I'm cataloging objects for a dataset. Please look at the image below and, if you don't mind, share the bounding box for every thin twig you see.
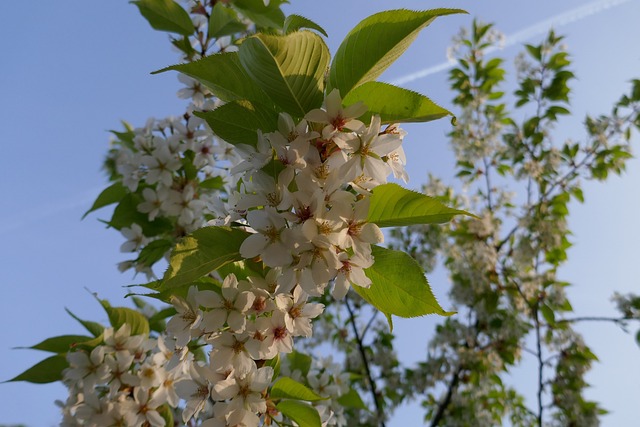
[345,294,386,427]
[429,366,463,427]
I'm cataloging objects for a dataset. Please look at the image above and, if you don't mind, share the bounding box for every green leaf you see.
[208,3,246,39]
[217,259,264,281]
[276,400,321,427]
[329,9,466,97]
[6,355,67,384]
[540,304,556,325]
[265,354,281,379]
[100,301,150,336]
[199,176,225,190]
[337,387,368,410]
[109,193,173,235]
[148,307,176,333]
[287,351,312,377]
[238,31,330,117]
[136,239,173,267]
[65,308,105,337]
[83,182,127,219]
[158,404,174,427]
[231,0,286,29]
[357,245,454,323]
[367,183,472,227]
[195,100,279,147]
[283,14,328,37]
[22,335,93,354]
[160,226,249,290]
[153,53,273,105]
[343,81,452,124]
[131,0,194,36]
[271,377,326,402]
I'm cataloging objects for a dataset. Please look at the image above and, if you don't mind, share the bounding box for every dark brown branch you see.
[345,295,386,427]
[429,366,463,427]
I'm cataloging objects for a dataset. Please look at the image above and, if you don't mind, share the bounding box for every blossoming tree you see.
[8,2,640,427]
[8,1,473,426]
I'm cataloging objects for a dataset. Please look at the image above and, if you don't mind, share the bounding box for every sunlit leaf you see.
[238,31,330,117]
[271,377,326,402]
[367,183,472,227]
[160,226,249,290]
[329,9,466,97]
[283,14,328,37]
[276,400,321,427]
[100,300,150,336]
[343,82,452,124]
[357,245,454,326]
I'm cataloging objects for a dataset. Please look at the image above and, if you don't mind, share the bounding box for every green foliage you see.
[270,377,326,401]
[276,400,321,427]
[83,182,127,218]
[337,388,368,410]
[283,14,328,37]
[109,193,172,235]
[65,308,104,337]
[343,82,452,124]
[131,0,194,36]
[359,245,453,328]
[238,31,330,118]
[100,300,150,336]
[230,0,286,30]
[367,183,471,227]
[195,100,279,147]
[135,239,173,267]
[208,3,246,39]
[159,226,249,290]
[154,53,273,105]
[7,355,67,384]
[22,335,93,354]
[329,9,466,97]
[287,351,312,377]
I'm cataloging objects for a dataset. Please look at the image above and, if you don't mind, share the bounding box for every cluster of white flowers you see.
[209,89,407,299]
[153,90,410,425]
[112,108,240,276]
[59,324,188,427]
[162,277,323,425]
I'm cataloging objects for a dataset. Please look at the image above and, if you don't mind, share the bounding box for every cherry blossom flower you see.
[275,286,324,337]
[199,274,254,333]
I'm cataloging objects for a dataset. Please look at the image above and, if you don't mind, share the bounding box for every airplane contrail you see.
[390,0,633,86]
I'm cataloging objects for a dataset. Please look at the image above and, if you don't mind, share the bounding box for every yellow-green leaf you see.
[238,31,330,117]
[343,82,452,124]
[367,183,472,227]
[329,9,466,97]
[357,245,454,323]
[131,0,194,36]
[160,226,249,290]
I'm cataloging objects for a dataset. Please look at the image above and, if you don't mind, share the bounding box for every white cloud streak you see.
[390,0,632,86]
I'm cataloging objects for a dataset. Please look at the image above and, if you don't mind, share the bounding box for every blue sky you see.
[1,0,639,425]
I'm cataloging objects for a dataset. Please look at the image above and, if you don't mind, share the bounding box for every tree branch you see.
[429,366,463,427]
[345,295,386,427]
